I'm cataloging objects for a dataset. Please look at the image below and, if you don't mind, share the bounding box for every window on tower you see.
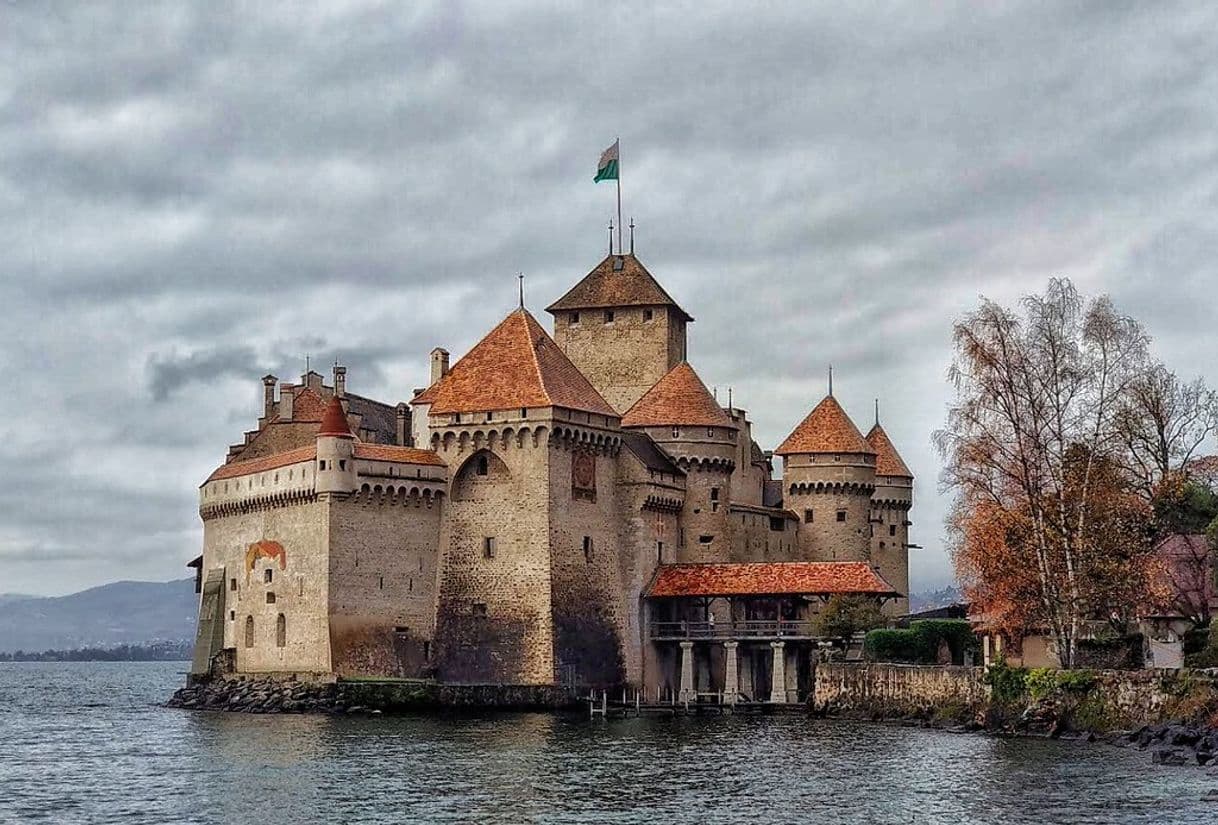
[571,311,580,324]
[836,510,847,522]
[889,524,897,536]
[804,510,814,524]
[604,309,614,323]
[643,309,653,322]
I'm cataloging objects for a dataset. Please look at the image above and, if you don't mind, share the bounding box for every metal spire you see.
[629,217,635,254]
[828,365,833,397]
[518,272,524,309]
[875,398,880,427]
[608,219,614,255]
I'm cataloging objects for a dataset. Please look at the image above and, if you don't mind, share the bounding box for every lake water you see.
[0,661,1214,824]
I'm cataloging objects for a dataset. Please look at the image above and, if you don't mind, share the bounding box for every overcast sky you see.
[2,2,1216,596]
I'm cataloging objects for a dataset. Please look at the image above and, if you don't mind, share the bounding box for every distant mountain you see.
[0,578,197,653]
[909,585,965,614]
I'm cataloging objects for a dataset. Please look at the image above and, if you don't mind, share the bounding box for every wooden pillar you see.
[723,640,739,706]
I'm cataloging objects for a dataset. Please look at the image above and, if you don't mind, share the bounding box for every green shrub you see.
[984,658,1028,704]
[864,620,980,665]
[1025,666,1097,702]
[864,628,924,662]
[817,595,887,639]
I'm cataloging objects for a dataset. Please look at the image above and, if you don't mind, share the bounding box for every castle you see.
[189,249,915,703]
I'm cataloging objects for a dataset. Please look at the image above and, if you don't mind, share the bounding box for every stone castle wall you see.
[784,453,876,562]
[871,479,912,615]
[553,306,682,413]
[327,489,443,678]
[433,430,556,685]
[201,498,332,674]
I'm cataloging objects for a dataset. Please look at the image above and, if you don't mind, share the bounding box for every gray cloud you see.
[2,1,1217,595]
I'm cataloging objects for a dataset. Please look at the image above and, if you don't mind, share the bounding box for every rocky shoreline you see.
[166,674,575,714]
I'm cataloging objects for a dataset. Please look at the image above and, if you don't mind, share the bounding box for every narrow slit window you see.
[582,536,593,562]
[483,537,497,559]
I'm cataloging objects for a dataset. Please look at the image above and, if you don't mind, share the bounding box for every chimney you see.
[280,386,295,420]
[333,364,347,398]
[430,348,450,385]
[396,403,411,446]
[262,374,278,417]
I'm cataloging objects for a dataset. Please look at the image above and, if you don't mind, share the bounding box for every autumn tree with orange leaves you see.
[937,279,1175,668]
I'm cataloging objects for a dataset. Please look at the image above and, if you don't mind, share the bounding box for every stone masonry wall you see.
[201,498,331,674]
[785,455,876,562]
[433,434,555,684]
[553,306,681,413]
[327,490,443,678]
[814,663,992,716]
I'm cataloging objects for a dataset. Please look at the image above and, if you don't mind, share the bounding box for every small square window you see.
[769,517,785,532]
[643,309,653,322]
[319,460,327,470]
[520,408,528,418]
[483,537,497,559]
[471,602,488,617]
[264,569,273,584]
[571,312,580,324]
[889,524,897,536]
[698,535,713,544]
[485,412,493,422]
[604,310,614,323]
[338,460,346,470]
[836,510,847,522]
[265,592,276,604]
[804,509,814,524]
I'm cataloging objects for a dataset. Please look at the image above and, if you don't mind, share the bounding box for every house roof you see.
[352,443,446,466]
[426,309,616,417]
[866,423,913,478]
[546,254,692,322]
[290,387,328,422]
[646,562,899,598]
[775,395,874,456]
[205,445,317,483]
[319,396,354,438]
[620,431,684,476]
[621,362,734,428]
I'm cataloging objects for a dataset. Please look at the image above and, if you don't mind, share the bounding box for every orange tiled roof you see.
[427,309,616,416]
[411,382,439,405]
[647,562,899,598]
[775,395,873,456]
[205,445,317,483]
[319,395,354,437]
[546,254,692,322]
[621,362,735,428]
[291,387,328,421]
[353,443,446,466]
[866,423,913,478]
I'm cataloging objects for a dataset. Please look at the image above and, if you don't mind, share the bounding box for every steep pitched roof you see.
[620,431,684,476]
[291,387,328,421]
[546,254,692,322]
[205,445,317,483]
[426,309,616,416]
[775,395,874,456]
[866,423,914,478]
[319,395,354,438]
[621,362,734,428]
[647,562,899,598]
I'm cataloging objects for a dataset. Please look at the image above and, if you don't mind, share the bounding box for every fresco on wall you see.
[245,540,286,581]
[572,452,596,502]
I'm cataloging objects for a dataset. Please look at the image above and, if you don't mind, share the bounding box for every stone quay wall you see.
[813,663,991,718]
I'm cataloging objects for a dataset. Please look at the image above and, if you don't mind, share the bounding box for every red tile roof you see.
[291,388,328,421]
[353,443,446,466]
[775,395,874,456]
[426,309,616,416]
[319,395,354,438]
[647,562,899,598]
[621,362,734,428]
[546,253,692,321]
[205,445,317,483]
[866,423,913,478]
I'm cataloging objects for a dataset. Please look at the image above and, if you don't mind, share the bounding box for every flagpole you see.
[616,138,622,254]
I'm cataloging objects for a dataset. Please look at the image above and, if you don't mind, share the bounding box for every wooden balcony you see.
[649,619,818,641]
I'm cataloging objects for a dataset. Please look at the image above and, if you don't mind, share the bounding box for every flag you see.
[594,140,619,182]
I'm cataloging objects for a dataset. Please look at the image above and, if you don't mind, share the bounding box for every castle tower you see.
[316,395,356,496]
[621,362,737,562]
[866,415,914,615]
[547,253,692,413]
[422,307,627,688]
[776,394,877,562]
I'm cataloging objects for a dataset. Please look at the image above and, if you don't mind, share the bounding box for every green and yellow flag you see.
[594,140,619,182]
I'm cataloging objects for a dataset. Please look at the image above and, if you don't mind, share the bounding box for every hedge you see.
[864,619,978,664]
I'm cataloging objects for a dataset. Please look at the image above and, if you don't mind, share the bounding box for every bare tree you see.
[937,279,1154,668]
[1117,365,1218,498]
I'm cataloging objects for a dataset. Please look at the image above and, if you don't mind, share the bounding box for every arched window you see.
[244,616,254,648]
[276,614,286,648]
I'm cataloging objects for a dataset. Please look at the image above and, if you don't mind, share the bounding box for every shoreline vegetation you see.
[0,640,192,662]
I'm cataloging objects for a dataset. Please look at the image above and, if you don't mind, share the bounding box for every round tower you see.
[316,395,356,495]
[621,362,737,562]
[776,394,876,562]
[867,413,914,615]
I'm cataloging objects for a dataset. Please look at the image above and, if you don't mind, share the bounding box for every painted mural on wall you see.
[245,540,287,581]
[572,452,597,501]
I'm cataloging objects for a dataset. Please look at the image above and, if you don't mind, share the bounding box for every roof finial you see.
[828,364,833,397]
[305,353,311,375]
[874,398,880,427]
[629,217,635,254]
[518,272,524,309]
[713,386,718,401]
[727,387,733,410]
[608,219,614,255]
